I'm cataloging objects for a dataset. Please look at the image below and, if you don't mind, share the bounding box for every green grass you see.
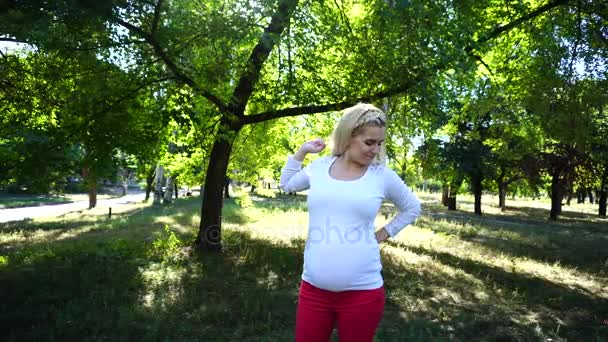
[0,190,607,341]
[0,193,115,209]
[0,194,75,208]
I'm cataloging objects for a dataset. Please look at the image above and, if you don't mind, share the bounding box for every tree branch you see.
[505,170,524,186]
[465,0,570,53]
[152,0,164,33]
[566,0,582,82]
[96,77,172,117]
[244,0,570,125]
[243,77,423,124]
[114,18,230,113]
[333,0,353,35]
[57,40,147,52]
[469,52,495,76]
[229,0,298,113]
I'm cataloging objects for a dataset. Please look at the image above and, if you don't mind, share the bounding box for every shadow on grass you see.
[0,228,408,341]
[417,203,608,275]
[503,204,607,224]
[3,227,606,341]
[2,195,607,341]
[0,218,99,234]
[388,240,606,306]
[0,238,149,341]
[424,203,607,233]
[248,193,308,211]
[382,241,608,341]
[0,194,74,209]
[0,196,234,246]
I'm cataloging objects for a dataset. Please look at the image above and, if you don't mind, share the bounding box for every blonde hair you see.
[331,103,387,165]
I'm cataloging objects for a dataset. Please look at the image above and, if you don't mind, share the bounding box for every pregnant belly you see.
[302,241,382,291]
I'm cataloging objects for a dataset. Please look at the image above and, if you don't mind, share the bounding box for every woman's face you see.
[345,125,386,166]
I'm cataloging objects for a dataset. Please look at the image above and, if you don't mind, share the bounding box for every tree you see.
[516,0,607,219]
[0,51,82,193]
[415,138,466,211]
[483,96,543,212]
[0,49,168,205]
[587,93,608,217]
[3,0,592,249]
[59,54,168,208]
[113,0,585,249]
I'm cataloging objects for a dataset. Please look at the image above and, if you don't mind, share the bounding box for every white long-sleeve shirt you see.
[280,155,421,291]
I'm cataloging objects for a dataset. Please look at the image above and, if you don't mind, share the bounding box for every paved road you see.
[0,192,146,223]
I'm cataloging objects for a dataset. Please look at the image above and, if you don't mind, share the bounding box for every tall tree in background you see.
[0,51,82,193]
[0,49,167,206]
[2,0,603,248]
[586,85,608,217]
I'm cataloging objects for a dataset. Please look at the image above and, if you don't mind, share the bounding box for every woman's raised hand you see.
[301,138,326,154]
[294,138,326,161]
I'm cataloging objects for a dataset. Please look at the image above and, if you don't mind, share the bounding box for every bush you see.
[236,193,253,208]
[149,225,184,263]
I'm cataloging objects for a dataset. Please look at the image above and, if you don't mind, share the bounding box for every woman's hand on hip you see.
[375,228,389,243]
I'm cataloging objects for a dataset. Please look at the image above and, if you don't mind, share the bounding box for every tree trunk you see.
[498,186,507,212]
[442,185,449,206]
[251,184,256,193]
[86,172,97,209]
[88,181,97,209]
[549,172,562,220]
[577,189,583,204]
[153,164,164,205]
[196,127,240,252]
[472,175,482,216]
[498,183,507,212]
[82,163,98,209]
[600,168,607,217]
[163,175,174,204]
[588,189,594,204]
[447,196,457,210]
[599,190,607,217]
[174,180,179,199]
[144,166,155,202]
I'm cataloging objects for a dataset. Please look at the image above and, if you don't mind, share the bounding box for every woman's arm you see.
[381,168,422,239]
[279,156,310,193]
[279,138,326,193]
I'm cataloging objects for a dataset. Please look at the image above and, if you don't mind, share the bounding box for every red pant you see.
[295,280,385,342]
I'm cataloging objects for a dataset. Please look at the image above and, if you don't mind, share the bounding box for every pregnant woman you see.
[280,103,422,341]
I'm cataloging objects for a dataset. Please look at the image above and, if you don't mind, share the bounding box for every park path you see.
[0,192,146,223]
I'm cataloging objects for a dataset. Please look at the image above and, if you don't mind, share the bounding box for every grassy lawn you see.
[0,190,606,341]
[0,193,115,209]
[0,194,76,209]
